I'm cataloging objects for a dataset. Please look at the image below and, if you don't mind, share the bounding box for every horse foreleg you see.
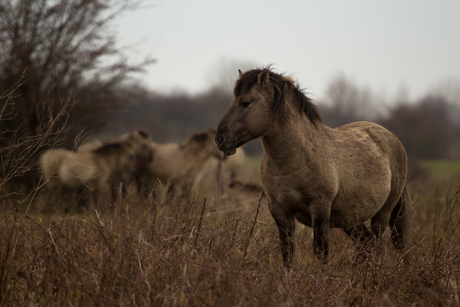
[312,218,329,264]
[111,182,127,204]
[269,203,295,268]
[165,180,177,201]
[311,204,331,264]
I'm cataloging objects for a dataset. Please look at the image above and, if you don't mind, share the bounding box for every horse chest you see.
[261,158,337,223]
[274,186,304,206]
[262,169,309,210]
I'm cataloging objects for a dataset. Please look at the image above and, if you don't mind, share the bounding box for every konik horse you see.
[215,68,408,267]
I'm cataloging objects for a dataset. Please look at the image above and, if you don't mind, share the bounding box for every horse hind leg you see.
[370,187,408,251]
[389,187,408,251]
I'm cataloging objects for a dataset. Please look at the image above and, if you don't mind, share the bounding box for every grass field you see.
[418,160,460,175]
[1,159,459,306]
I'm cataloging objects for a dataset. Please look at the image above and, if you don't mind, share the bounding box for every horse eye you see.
[239,100,250,108]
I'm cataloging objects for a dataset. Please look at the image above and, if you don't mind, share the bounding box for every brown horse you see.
[40,140,138,207]
[215,68,408,267]
[136,128,223,199]
[76,129,154,197]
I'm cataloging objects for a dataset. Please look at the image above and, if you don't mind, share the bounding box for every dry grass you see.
[0,165,459,306]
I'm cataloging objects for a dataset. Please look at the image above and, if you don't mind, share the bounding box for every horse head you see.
[186,128,222,160]
[93,141,137,178]
[119,128,154,165]
[215,68,286,156]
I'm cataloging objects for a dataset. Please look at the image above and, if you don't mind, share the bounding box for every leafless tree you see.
[0,0,154,190]
[379,95,459,161]
[319,74,382,127]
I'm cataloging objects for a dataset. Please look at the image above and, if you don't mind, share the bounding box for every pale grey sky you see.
[115,0,460,101]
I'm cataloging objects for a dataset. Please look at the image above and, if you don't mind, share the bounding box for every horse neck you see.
[260,98,328,164]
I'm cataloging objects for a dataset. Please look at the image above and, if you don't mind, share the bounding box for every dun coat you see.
[215,68,408,267]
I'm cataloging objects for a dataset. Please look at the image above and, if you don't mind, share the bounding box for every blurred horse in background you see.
[40,129,153,208]
[79,129,153,167]
[193,147,259,196]
[77,140,103,153]
[40,140,137,208]
[136,128,223,200]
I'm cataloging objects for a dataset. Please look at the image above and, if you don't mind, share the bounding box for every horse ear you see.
[257,69,270,88]
[192,132,208,144]
[137,129,151,139]
[238,69,243,77]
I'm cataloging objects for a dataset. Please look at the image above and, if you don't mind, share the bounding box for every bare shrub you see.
[0,77,73,200]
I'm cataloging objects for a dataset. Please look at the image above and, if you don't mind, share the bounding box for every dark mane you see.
[293,85,322,126]
[235,68,322,126]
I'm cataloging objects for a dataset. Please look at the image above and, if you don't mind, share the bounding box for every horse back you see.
[334,121,406,171]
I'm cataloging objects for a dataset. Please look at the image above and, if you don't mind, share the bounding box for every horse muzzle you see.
[215,128,237,156]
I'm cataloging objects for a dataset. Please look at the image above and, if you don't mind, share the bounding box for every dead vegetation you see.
[0,164,459,306]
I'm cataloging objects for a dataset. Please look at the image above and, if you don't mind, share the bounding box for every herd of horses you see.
[40,67,409,268]
[40,127,247,207]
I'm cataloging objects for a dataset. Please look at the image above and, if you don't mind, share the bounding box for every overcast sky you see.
[115,0,460,101]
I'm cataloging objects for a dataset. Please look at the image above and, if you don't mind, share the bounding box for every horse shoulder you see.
[260,152,338,213]
[183,140,215,172]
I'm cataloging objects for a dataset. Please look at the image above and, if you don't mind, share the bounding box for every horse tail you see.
[389,185,409,250]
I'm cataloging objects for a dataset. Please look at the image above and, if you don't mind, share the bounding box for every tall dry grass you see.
[1,165,459,306]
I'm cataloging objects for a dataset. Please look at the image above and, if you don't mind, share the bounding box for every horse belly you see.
[330,178,391,227]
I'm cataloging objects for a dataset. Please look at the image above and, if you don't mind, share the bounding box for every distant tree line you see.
[100,75,460,163]
[320,75,460,162]
[379,95,460,161]
[1,0,459,194]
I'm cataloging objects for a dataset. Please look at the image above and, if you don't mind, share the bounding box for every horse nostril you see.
[216,135,224,146]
